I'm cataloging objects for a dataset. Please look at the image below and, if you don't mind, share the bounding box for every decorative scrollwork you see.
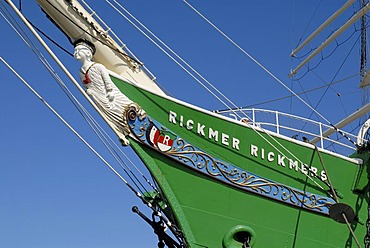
[128,113,335,215]
[127,108,137,121]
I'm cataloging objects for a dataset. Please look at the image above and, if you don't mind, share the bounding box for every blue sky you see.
[0,1,367,247]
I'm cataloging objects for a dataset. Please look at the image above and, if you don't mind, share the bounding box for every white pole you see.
[290,2,370,77]
[311,102,370,144]
[291,0,355,57]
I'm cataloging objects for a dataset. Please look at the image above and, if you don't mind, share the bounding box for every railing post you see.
[252,108,255,125]
[319,122,324,149]
[276,111,280,134]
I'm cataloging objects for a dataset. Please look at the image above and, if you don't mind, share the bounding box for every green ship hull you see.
[10,1,369,246]
[113,76,368,247]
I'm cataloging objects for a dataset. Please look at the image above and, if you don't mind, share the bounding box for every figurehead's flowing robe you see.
[79,63,132,142]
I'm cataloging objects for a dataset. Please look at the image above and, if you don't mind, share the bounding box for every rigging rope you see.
[105,0,249,122]
[0,56,139,196]
[310,142,361,247]
[215,73,358,111]
[294,0,323,50]
[292,32,361,147]
[183,0,359,148]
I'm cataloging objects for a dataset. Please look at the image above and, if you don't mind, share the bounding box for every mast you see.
[360,0,369,124]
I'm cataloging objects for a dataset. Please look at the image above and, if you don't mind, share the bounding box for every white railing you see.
[223,108,359,155]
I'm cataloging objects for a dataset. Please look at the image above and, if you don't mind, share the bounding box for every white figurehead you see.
[73,39,145,145]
